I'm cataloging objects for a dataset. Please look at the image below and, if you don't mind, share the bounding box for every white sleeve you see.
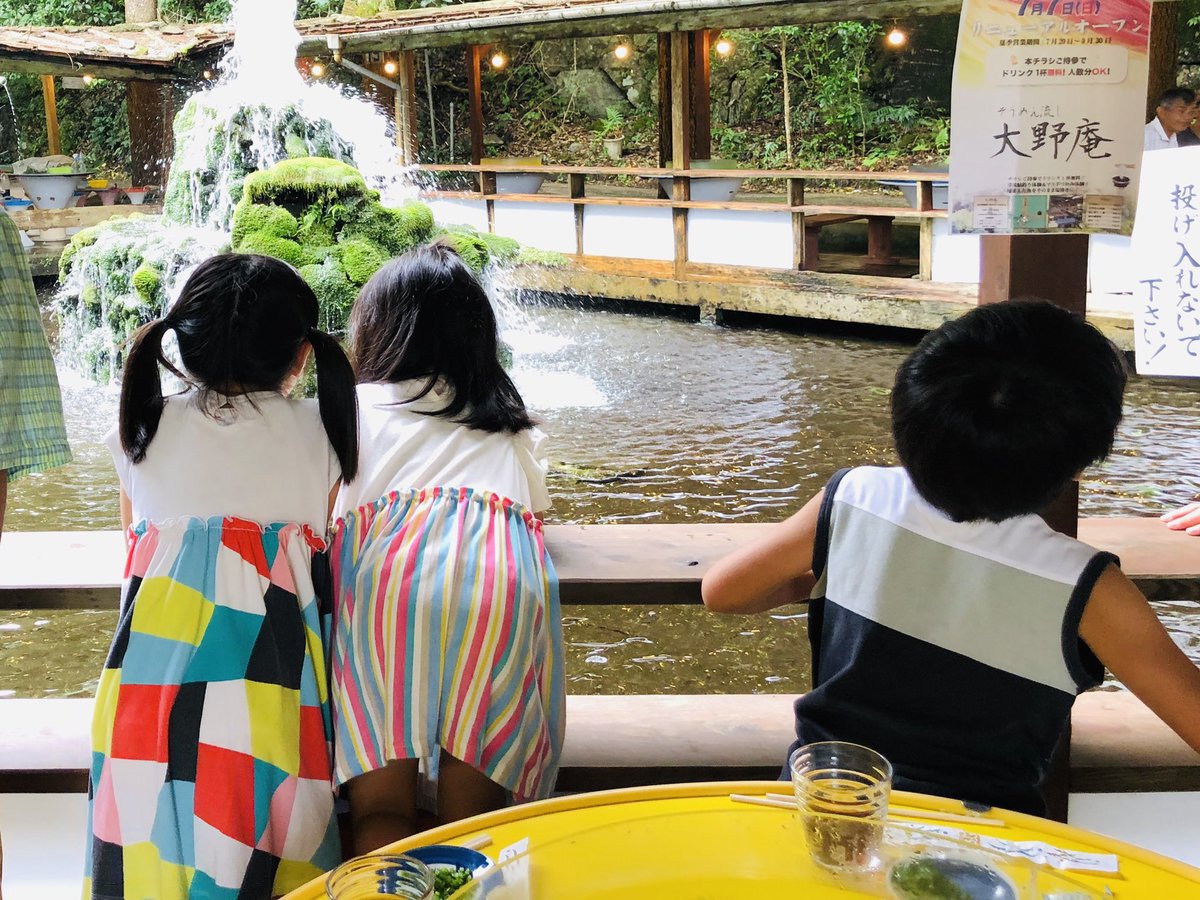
[517,426,552,514]
[103,424,133,495]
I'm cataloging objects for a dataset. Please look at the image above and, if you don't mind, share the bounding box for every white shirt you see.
[105,390,340,532]
[1145,117,1178,151]
[335,380,550,519]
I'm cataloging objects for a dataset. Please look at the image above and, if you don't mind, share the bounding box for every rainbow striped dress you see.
[329,486,564,802]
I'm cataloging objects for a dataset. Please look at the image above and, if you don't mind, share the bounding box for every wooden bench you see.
[1,692,1195,796]
[802,211,899,269]
[2,521,1200,796]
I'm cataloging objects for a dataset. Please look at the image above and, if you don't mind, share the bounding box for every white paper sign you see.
[1131,146,1200,376]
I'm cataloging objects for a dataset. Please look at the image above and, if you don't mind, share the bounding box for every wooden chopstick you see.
[732,792,1006,829]
[462,833,493,850]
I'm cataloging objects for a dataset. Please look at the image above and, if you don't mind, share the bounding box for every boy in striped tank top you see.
[702,300,1200,815]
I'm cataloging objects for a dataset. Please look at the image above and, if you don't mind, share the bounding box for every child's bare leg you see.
[436,751,508,825]
[346,759,421,856]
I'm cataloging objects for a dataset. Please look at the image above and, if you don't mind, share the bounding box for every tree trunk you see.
[781,34,793,165]
[1146,0,1180,121]
[124,0,157,21]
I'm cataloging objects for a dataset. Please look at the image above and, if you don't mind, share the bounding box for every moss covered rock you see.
[300,258,358,332]
[131,264,164,305]
[244,158,369,207]
[236,232,315,269]
[437,230,492,273]
[230,202,300,246]
[337,237,389,286]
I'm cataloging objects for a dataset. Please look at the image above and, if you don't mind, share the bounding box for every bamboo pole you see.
[41,75,60,156]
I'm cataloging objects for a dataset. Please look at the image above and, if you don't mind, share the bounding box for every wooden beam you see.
[788,176,805,270]
[127,81,174,187]
[670,31,691,279]
[41,75,60,156]
[0,56,188,81]
[301,1,965,54]
[466,44,484,165]
[657,32,672,169]
[689,30,712,160]
[393,49,419,163]
[570,172,586,256]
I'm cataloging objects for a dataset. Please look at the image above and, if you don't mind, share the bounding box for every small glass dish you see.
[325,853,435,899]
[405,845,491,898]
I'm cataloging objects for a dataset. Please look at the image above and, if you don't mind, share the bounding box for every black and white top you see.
[793,466,1115,814]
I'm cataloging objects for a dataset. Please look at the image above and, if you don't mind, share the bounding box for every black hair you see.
[1159,86,1196,108]
[891,299,1127,523]
[349,240,534,434]
[120,252,359,480]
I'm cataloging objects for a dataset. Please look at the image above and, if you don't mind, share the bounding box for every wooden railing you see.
[413,163,947,280]
[1,522,1200,794]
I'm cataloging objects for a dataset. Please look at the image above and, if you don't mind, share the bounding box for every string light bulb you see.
[489,50,508,70]
[383,59,399,76]
[714,38,734,58]
[311,62,326,77]
[613,43,631,61]
[202,69,213,80]
[886,28,908,48]
[81,74,95,86]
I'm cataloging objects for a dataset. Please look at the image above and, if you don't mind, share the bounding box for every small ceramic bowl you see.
[405,844,491,896]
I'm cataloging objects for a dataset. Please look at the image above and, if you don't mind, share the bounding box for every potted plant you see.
[595,107,626,161]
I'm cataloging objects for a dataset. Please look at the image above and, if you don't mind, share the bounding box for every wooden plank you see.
[4,519,1200,611]
[2,690,1197,795]
[466,44,484,165]
[7,205,164,231]
[309,1,966,54]
[670,31,690,280]
[41,74,60,156]
[395,49,419,164]
[414,163,948,182]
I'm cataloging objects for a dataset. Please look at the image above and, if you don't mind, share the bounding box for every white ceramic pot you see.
[16,174,83,210]
[495,173,546,195]
[125,190,148,205]
[603,138,624,160]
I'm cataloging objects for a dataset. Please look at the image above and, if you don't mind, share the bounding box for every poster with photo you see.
[949,0,1151,236]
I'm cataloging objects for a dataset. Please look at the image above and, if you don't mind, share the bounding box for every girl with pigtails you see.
[84,254,358,900]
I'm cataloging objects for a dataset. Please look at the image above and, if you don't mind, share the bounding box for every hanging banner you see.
[949,0,1152,236]
[1131,146,1200,377]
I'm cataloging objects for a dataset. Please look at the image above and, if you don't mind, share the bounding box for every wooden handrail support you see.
[1,521,1198,795]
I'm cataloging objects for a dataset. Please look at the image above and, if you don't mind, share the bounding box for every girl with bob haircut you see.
[330,240,563,854]
[86,253,358,900]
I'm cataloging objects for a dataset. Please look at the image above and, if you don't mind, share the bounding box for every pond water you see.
[4,301,1200,699]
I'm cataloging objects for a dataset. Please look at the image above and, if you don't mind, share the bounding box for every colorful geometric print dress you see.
[330,485,564,803]
[85,516,340,900]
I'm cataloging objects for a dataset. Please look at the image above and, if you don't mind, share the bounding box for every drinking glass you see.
[790,740,893,872]
[325,854,436,899]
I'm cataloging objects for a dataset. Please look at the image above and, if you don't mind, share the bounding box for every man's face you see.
[1159,99,1195,136]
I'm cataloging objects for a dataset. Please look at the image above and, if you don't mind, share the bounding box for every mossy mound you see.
[162,97,358,230]
[229,156,528,334]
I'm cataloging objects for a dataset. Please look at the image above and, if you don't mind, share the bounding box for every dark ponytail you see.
[307,328,359,482]
[119,318,174,463]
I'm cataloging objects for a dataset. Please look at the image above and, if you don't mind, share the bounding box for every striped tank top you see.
[793,467,1115,815]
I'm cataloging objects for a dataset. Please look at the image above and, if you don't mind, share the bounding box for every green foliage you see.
[593,106,626,140]
[59,224,103,281]
[478,232,520,265]
[131,263,163,305]
[337,236,389,285]
[436,230,490,273]
[230,202,300,245]
[236,232,315,268]
[299,258,358,332]
[243,157,368,206]
[514,246,569,268]
[340,201,435,255]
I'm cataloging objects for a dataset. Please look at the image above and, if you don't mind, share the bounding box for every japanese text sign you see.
[1132,147,1200,376]
[950,0,1151,236]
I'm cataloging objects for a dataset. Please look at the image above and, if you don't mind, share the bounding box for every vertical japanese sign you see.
[949,0,1152,235]
[1132,148,1200,376]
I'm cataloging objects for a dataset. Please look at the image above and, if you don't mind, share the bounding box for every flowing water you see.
[5,301,1200,699]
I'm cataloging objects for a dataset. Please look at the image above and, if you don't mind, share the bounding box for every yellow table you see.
[284,781,1200,898]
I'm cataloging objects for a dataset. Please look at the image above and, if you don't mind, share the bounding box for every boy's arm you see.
[1080,563,1200,753]
[701,489,823,614]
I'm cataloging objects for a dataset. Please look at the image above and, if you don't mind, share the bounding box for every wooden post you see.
[979,230,1088,822]
[395,49,419,164]
[570,172,586,257]
[670,32,691,279]
[657,33,673,170]
[127,82,174,187]
[788,176,806,270]
[1146,0,1179,122]
[467,45,485,166]
[917,181,935,281]
[689,30,712,161]
[41,76,60,157]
